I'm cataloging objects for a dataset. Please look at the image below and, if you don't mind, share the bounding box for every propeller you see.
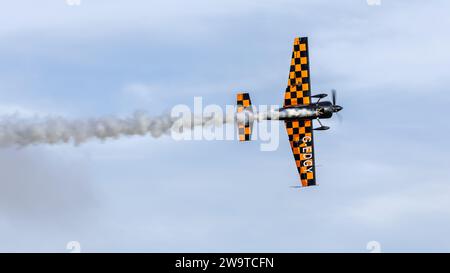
[332,89,337,106]
[336,111,343,124]
[331,89,343,123]
[314,89,343,129]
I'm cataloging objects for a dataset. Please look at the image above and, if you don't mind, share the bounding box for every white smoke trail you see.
[0,105,312,147]
[0,111,233,147]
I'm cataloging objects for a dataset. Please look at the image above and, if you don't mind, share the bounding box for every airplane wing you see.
[285,118,316,187]
[283,37,311,107]
[283,37,316,187]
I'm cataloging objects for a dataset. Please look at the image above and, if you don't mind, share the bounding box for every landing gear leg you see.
[314,118,330,131]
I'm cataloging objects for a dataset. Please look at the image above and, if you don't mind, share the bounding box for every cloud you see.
[0,148,96,224]
[344,183,450,228]
[122,83,157,102]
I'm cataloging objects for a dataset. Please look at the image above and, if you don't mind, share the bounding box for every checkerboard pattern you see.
[236,92,252,141]
[283,37,311,107]
[285,118,316,186]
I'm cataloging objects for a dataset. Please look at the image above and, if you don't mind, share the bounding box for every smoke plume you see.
[0,111,233,147]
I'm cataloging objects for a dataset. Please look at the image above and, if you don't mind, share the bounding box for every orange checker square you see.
[285,92,291,99]
[300,43,307,51]
[290,98,297,105]
[307,172,314,180]
[243,100,250,107]
[300,57,308,64]
[303,96,310,104]
[301,179,308,187]
[244,127,251,134]
[295,64,302,71]
[300,153,306,161]
[294,51,301,58]
[301,70,308,77]
[304,120,311,127]
[302,83,309,90]
[237,94,243,101]
[300,166,307,173]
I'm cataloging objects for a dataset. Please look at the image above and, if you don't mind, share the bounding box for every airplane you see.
[236,37,343,188]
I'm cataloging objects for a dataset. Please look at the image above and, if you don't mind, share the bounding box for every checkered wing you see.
[285,119,316,187]
[283,37,311,107]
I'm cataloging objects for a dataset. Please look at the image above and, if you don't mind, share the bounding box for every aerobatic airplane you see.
[236,37,343,188]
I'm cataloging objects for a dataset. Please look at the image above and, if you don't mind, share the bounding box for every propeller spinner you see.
[331,89,343,113]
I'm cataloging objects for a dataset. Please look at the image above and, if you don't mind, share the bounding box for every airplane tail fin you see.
[236,92,254,141]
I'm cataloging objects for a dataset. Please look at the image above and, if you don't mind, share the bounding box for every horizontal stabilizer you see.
[236,92,253,141]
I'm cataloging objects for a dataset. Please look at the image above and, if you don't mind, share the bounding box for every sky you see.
[0,0,449,252]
